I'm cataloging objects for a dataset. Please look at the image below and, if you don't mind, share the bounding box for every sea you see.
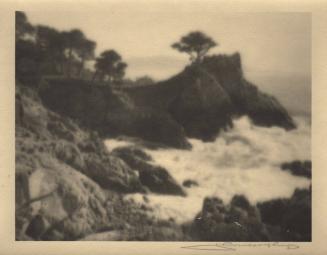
[105,114,311,224]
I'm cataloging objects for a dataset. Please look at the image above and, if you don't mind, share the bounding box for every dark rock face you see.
[25,215,49,240]
[190,188,311,242]
[182,179,199,188]
[39,79,190,149]
[167,67,233,140]
[126,53,295,142]
[281,160,311,179]
[112,147,186,196]
[125,66,234,141]
[257,187,311,241]
[190,195,269,241]
[202,54,296,130]
[39,52,295,148]
[105,108,191,149]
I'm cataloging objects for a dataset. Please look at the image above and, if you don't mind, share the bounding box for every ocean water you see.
[105,116,311,224]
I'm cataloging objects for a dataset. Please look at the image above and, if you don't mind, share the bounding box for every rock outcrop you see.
[38,53,295,148]
[15,84,186,240]
[125,53,295,140]
[202,53,296,130]
[257,187,311,241]
[125,66,234,140]
[280,160,311,179]
[39,79,190,149]
[189,195,269,241]
[112,146,186,196]
[188,187,311,242]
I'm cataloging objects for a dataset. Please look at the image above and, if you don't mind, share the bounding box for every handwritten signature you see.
[181,242,300,251]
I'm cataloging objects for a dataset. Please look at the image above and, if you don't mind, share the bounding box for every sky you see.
[25,5,311,114]
[26,7,311,79]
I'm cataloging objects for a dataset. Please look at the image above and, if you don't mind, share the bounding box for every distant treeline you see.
[15,11,157,87]
[16,11,218,88]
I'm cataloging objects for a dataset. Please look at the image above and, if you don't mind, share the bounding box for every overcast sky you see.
[26,5,311,81]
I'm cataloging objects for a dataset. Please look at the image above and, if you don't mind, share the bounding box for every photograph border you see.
[1,0,326,254]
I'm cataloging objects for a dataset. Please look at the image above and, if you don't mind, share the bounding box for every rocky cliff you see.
[39,79,190,149]
[38,53,295,146]
[126,53,295,140]
[201,53,296,130]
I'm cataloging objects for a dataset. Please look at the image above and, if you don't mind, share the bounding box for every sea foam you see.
[106,116,311,223]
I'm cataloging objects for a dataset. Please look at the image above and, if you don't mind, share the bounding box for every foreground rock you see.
[16,84,188,240]
[79,192,190,241]
[112,146,186,196]
[257,187,311,241]
[280,160,311,179]
[188,187,311,242]
[189,195,269,241]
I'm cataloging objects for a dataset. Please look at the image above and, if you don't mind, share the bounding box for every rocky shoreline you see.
[15,53,310,241]
[16,82,311,241]
[38,54,295,148]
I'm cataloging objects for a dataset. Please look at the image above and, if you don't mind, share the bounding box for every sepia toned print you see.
[15,9,311,242]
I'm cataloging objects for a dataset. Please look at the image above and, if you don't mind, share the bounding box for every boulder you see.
[182,179,199,188]
[281,160,311,179]
[16,163,109,241]
[257,187,311,241]
[113,147,186,196]
[190,195,269,241]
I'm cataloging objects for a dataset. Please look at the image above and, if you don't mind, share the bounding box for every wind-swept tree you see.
[93,50,127,83]
[171,31,217,63]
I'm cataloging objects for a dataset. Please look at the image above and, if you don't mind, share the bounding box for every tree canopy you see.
[16,11,34,41]
[93,50,127,83]
[172,31,217,63]
[16,11,98,82]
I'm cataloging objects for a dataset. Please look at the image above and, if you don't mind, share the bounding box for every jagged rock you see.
[105,108,191,149]
[15,85,152,240]
[190,195,269,241]
[257,187,311,241]
[25,214,50,239]
[16,163,109,240]
[168,67,233,140]
[83,154,144,193]
[182,179,199,188]
[38,53,295,147]
[256,199,287,226]
[281,160,311,178]
[113,147,186,196]
[39,79,191,149]
[202,54,296,130]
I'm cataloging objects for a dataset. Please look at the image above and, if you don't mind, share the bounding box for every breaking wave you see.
[106,116,311,223]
